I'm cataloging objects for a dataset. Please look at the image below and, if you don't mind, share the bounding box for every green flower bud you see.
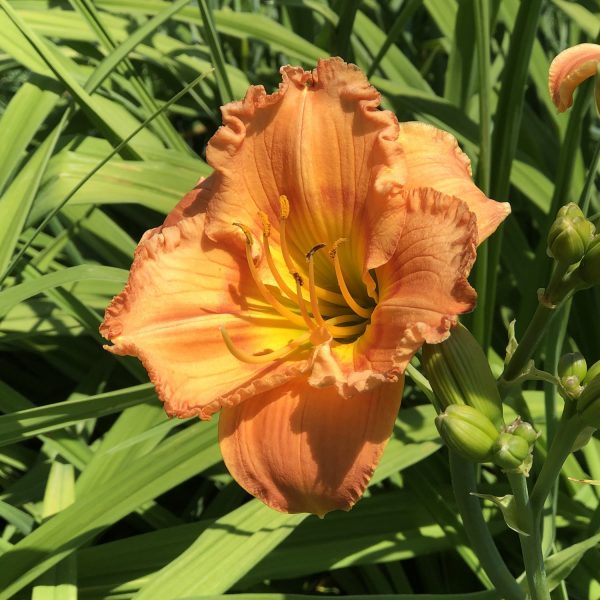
[508,419,539,445]
[422,324,504,428]
[578,236,600,285]
[547,213,594,265]
[556,203,585,220]
[577,375,600,427]
[435,404,499,463]
[492,433,531,471]
[583,360,600,384]
[557,352,587,382]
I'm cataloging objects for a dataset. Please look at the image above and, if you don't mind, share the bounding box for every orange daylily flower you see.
[101,58,510,516]
[548,42,600,112]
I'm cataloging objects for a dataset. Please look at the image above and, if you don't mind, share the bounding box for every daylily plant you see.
[101,58,509,515]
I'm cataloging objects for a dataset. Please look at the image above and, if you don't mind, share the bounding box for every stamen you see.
[277,197,347,307]
[220,326,310,364]
[278,196,297,277]
[306,244,328,328]
[232,223,306,328]
[293,272,317,330]
[330,239,373,319]
[259,210,298,302]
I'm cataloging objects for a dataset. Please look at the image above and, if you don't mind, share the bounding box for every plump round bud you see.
[578,236,600,285]
[558,352,587,382]
[435,405,499,463]
[492,433,531,471]
[557,203,585,220]
[422,324,504,428]
[583,359,600,384]
[547,212,594,265]
[577,375,600,428]
[509,420,539,445]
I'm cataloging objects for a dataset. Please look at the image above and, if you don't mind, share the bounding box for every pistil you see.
[330,239,373,319]
[306,244,328,328]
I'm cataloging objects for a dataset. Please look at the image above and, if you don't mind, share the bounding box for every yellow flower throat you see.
[220,196,376,364]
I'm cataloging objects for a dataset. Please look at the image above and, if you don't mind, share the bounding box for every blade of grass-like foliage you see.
[484,0,544,349]
[134,501,305,599]
[74,402,166,496]
[443,1,475,109]
[197,0,233,105]
[331,0,360,59]
[545,532,600,592]
[0,70,210,284]
[406,467,493,589]
[0,420,220,598]
[552,0,600,39]
[188,593,500,600]
[0,384,155,447]
[31,151,201,221]
[471,0,492,344]
[366,0,421,78]
[0,109,68,281]
[75,489,502,596]
[423,0,457,40]
[0,77,60,194]
[0,0,143,160]
[69,0,191,153]
[31,461,76,600]
[97,0,324,63]
[0,265,127,318]
[0,499,34,534]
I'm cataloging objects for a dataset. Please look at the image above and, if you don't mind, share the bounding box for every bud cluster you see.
[546,204,600,289]
[424,324,538,473]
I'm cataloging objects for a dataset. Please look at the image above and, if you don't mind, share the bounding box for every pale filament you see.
[220,327,311,364]
[278,196,346,307]
[293,272,318,331]
[232,223,306,329]
[306,244,328,328]
[330,239,373,319]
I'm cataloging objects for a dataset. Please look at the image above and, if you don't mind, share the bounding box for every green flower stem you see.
[449,452,524,600]
[530,406,582,517]
[506,472,550,600]
[502,263,572,384]
[502,303,555,383]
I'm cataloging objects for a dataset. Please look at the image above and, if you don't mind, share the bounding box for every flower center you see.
[220,195,375,364]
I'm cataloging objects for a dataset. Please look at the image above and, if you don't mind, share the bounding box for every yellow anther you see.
[329,238,348,259]
[279,195,290,220]
[293,272,304,287]
[220,326,310,364]
[258,211,271,238]
[232,222,253,246]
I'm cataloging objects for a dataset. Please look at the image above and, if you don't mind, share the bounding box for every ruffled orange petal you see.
[203,57,405,274]
[398,122,510,244]
[219,377,403,515]
[355,188,477,375]
[100,213,309,419]
[549,43,600,112]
